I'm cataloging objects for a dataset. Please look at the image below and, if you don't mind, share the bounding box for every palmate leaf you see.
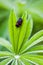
[0,10,43,65]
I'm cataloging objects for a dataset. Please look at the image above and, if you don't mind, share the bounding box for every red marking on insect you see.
[16,18,23,27]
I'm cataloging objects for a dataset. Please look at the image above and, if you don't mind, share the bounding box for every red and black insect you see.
[16,18,23,27]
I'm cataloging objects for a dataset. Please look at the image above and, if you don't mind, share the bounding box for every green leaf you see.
[0,57,13,65]
[20,30,43,54]
[9,10,16,49]
[9,10,21,53]
[23,15,33,44]
[0,38,13,52]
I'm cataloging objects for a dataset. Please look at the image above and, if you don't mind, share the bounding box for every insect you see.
[16,18,23,27]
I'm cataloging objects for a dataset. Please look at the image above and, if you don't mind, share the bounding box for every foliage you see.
[0,0,43,65]
[0,10,43,65]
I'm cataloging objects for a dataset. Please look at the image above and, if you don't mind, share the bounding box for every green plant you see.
[0,10,43,65]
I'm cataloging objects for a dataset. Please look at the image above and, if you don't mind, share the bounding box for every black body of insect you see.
[16,18,23,27]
